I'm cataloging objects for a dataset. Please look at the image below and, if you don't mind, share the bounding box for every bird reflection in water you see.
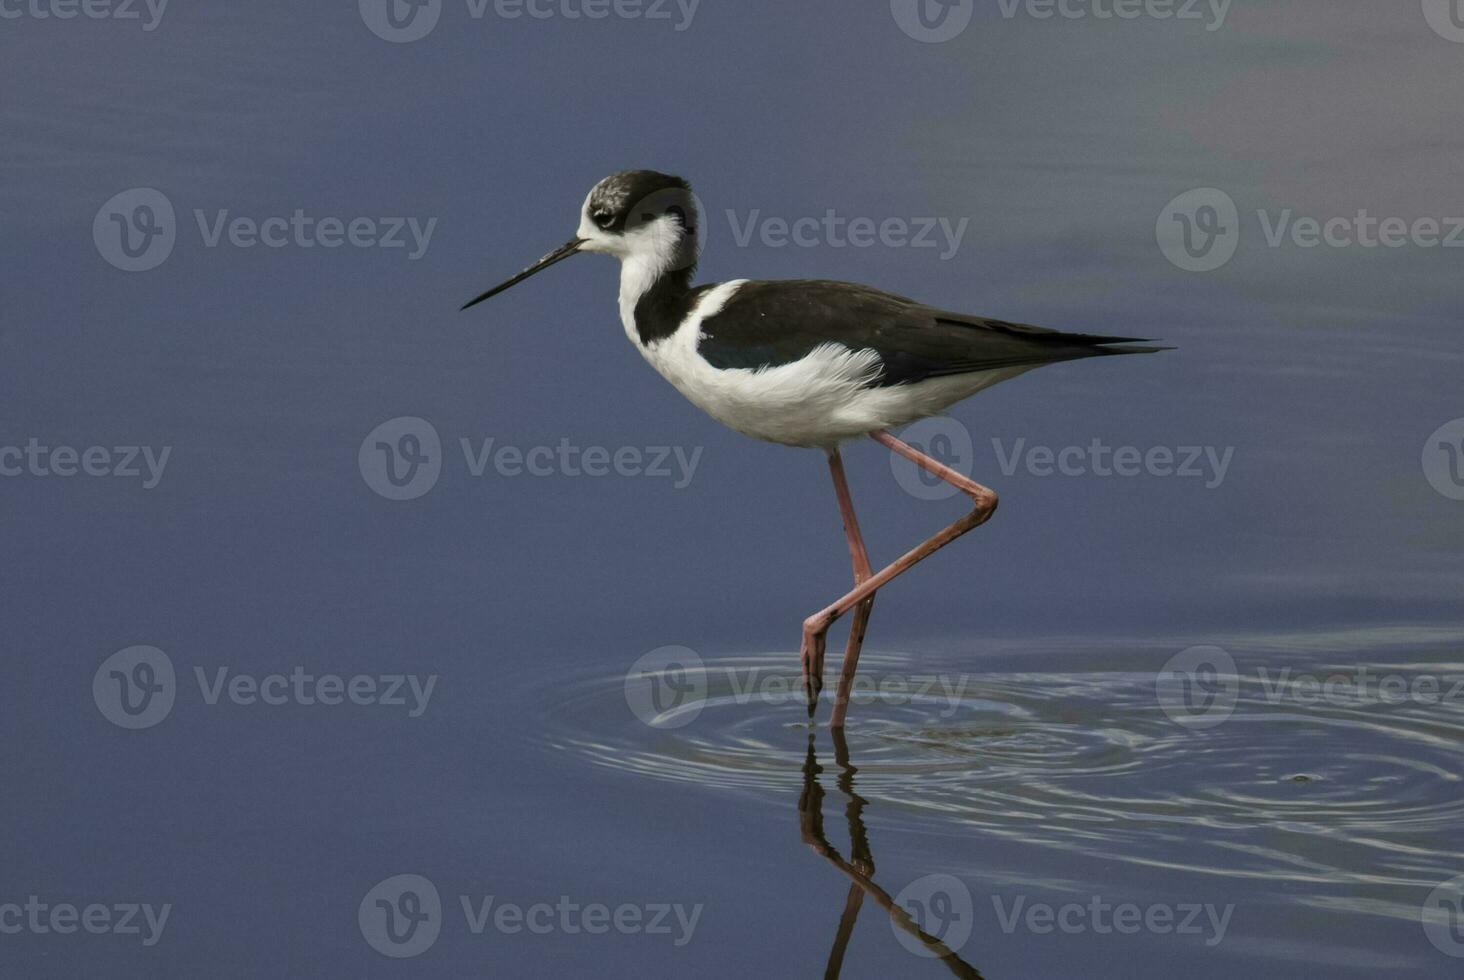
[798,731,985,978]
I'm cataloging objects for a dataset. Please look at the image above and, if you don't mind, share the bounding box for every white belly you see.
[628,281,1021,449]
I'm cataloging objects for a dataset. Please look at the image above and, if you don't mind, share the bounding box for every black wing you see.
[697,280,1164,387]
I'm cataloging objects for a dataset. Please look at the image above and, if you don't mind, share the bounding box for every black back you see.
[696,280,1163,387]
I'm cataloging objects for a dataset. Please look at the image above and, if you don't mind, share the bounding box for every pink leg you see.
[801,430,999,728]
[803,449,878,716]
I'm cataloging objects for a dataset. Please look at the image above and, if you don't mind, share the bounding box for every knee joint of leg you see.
[967,485,999,517]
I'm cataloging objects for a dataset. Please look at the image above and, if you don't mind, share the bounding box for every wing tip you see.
[1097,342,1174,355]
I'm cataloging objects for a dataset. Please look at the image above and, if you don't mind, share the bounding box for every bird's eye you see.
[592,209,614,228]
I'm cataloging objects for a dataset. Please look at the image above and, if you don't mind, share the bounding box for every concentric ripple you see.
[533,638,1464,923]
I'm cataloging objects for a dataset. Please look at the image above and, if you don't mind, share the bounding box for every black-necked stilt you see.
[463,170,1164,727]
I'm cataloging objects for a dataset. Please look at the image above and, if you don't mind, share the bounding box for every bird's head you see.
[577,170,700,264]
[462,170,701,312]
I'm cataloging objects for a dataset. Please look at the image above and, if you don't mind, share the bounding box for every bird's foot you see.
[800,623,829,719]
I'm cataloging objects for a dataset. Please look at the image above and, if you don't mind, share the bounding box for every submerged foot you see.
[800,629,827,719]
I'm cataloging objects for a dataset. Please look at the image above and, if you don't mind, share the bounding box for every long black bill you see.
[460,238,585,312]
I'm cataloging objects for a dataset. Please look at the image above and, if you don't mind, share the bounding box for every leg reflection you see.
[799,731,985,979]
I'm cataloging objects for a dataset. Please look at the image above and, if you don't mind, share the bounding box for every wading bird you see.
[463,171,1162,727]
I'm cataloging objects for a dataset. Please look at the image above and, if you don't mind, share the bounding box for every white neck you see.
[616,226,682,346]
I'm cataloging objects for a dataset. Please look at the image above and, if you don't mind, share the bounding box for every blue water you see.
[4,2,1464,976]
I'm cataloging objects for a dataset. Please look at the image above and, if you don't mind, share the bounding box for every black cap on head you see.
[585,171,693,234]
